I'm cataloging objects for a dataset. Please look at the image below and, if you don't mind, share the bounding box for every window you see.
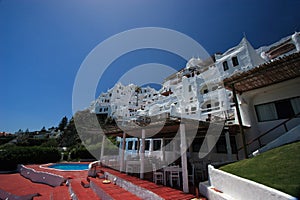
[145,140,150,151]
[192,138,204,152]
[216,136,227,153]
[127,141,133,150]
[255,97,300,122]
[203,89,209,94]
[134,141,138,150]
[232,56,239,67]
[188,85,192,92]
[153,140,161,151]
[291,97,300,114]
[216,135,237,154]
[164,139,173,151]
[99,108,102,112]
[223,61,229,71]
[191,107,197,111]
[207,104,212,112]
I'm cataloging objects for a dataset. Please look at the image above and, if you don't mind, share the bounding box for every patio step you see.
[102,168,196,200]
[89,177,142,200]
[69,179,101,200]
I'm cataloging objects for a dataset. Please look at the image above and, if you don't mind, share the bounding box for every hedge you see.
[0,146,61,170]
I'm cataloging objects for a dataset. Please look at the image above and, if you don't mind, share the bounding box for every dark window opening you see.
[164,139,173,151]
[216,136,227,153]
[127,141,133,150]
[232,56,239,67]
[207,104,212,112]
[275,100,294,119]
[192,138,204,152]
[153,140,161,151]
[145,140,150,151]
[223,61,229,71]
[134,141,138,150]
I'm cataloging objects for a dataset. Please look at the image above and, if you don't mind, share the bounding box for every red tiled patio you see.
[0,163,206,200]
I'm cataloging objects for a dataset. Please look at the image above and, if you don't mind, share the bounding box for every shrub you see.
[70,146,95,160]
[0,146,61,170]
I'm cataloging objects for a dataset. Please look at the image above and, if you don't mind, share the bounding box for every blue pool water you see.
[47,163,89,171]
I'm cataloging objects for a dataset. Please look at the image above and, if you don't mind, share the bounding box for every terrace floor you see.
[0,163,206,200]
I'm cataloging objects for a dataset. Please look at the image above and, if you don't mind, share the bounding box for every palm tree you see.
[135,86,142,106]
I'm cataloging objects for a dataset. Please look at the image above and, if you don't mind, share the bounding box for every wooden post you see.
[180,123,189,193]
[140,129,145,179]
[120,132,126,172]
[232,84,248,158]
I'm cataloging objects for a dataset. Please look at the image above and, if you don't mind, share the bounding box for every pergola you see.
[98,117,208,193]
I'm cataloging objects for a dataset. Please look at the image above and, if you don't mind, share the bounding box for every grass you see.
[219,141,300,198]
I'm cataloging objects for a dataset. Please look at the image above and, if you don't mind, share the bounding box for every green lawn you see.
[219,141,300,198]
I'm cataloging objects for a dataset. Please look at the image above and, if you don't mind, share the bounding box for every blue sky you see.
[1,0,300,133]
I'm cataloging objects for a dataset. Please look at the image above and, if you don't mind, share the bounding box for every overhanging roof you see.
[223,52,300,93]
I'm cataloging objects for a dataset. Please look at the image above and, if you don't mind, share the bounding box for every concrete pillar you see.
[162,138,166,163]
[100,135,105,160]
[140,129,145,179]
[180,123,189,193]
[149,138,153,156]
[225,131,233,161]
[120,132,126,172]
[173,138,177,161]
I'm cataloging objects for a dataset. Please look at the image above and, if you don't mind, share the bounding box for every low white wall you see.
[19,165,65,187]
[208,165,297,200]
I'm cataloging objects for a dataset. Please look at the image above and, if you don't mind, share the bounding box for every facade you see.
[91,32,300,177]
[224,52,300,158]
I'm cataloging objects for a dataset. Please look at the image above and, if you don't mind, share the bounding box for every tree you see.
[135,86,141,106]
[59,117,80,147]
[58,116,68,131]
[40,126,46,132]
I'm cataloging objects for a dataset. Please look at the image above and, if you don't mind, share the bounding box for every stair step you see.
[81,179,90,188]
[90,178,142,200]
[70,179,100,200]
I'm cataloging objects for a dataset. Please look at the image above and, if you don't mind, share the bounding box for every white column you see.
[180,123,189,193]
[173,138,177,161]
[149,139,153,156]
[225,131,233,161]
[100,135,105,160]
[140,129,145,179]
[162,138,166,163]
[120,132,126,172]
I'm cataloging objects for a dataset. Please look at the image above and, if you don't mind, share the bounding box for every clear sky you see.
[1,0,300,133]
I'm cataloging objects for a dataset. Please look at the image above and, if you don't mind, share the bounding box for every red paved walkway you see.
[0,173,69,199]
[0,164,204,200]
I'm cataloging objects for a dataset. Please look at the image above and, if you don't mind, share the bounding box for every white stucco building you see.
[90,32,300,181]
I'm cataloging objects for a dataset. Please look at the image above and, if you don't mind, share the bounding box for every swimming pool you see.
[47,163,89,171]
